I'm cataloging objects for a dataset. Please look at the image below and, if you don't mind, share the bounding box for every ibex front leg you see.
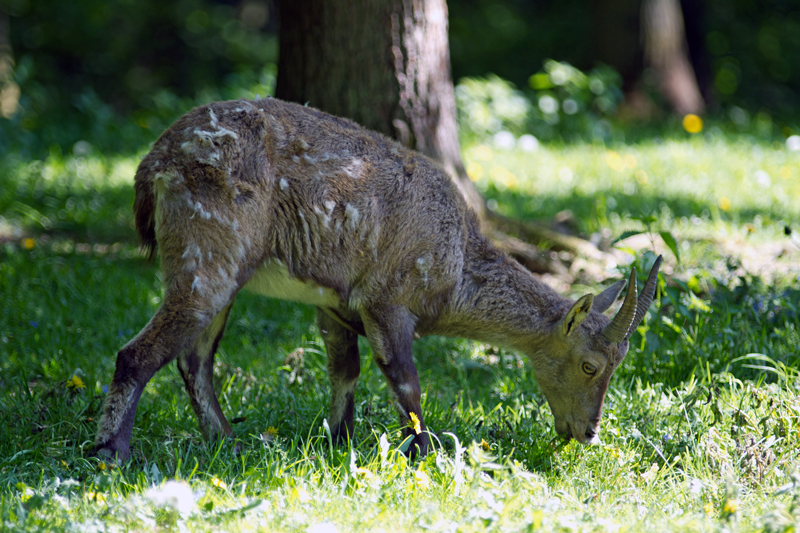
[317,309,361,444]
[362,306,429,457]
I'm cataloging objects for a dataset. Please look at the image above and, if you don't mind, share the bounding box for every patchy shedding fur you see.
[95,97,661,462]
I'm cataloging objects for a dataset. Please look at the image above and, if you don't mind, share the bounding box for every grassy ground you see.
[0,132,799,532]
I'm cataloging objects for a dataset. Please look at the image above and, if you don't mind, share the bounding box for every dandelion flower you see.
[409,412,422,435]
[414,469,431,490]
[261,426,279,444]
[23,238,35,250]
[718,197,731,211]
[723,499,740,514]
[354,467,374,481]
[703,502,715,516]
[67,375,85,390]
[86,491,107,503]
[683,114,703,133]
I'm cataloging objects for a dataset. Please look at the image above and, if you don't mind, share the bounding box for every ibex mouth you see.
[563,422,602,445]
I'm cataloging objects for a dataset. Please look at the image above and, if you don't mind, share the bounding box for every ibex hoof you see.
[92,445,130,464]
[400,431,430,460]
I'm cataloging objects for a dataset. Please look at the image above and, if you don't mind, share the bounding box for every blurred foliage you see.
[449,0,593,92]
[527,60,623,142]
[455,75,531,139]
[0,0,277,158]
[450,0,800,126]
[704,0,800,116]
[456,61,623,143]
[2,0,800,158]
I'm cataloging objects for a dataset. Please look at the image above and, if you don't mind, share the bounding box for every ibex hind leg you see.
[178,301,235,445]
[94,281,237,462]
[317,309,361,444]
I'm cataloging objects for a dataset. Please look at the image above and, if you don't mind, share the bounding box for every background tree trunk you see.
[276,0,484,215]
[276,0,612,276]
[592,0,707,118]
[0,7,20,119]
[642,0,705,115]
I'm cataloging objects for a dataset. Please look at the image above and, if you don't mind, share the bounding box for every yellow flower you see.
[718,197,731,211]
[413,469,430,490]
[409,412,422,435]
[723,499,740,514]
[291,486,310,503]
[211,477,228,490]
[703,502,715,516]
[354,467,374,481]
[683,114,703,133]
[261,426,279,443]
[67,375,85,390]
[23,238,35,250]
[86,491,107,503]
[480,439,491,451]
[97,462,107,471]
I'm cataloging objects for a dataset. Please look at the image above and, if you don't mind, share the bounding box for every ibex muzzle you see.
[94,98,661,461]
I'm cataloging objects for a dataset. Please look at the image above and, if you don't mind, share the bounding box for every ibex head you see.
[533,256,662,445]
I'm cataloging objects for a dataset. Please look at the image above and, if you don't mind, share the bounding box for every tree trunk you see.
[642,0,705,115]
[276,0,612,276]
[276,0,484,215]
[0,7,20,119]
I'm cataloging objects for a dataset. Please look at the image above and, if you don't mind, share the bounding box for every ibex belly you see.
[244,258,342,308]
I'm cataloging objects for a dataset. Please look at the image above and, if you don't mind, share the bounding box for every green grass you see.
[1,133,799,531]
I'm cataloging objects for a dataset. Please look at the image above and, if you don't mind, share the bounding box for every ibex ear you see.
[593,279,627,314]
[559,294,594,337]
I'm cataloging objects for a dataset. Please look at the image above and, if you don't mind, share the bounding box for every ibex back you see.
[95,98,661,460]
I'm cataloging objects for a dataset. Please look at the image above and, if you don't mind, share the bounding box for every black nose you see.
[585,427,597,439]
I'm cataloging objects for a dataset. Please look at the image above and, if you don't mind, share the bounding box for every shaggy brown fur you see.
[95,98,661,461]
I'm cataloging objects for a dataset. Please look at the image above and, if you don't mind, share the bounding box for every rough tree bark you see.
[276,0,483,213]
[276,0,611,276]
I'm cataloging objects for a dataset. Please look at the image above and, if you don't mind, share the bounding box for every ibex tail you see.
[133,165,158,260]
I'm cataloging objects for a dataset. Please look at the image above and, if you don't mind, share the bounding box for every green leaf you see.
[632,214,658,225]
[612,230,644,245]
[659,231,681,265]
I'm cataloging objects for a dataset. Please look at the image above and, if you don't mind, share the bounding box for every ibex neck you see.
[432,244,569,353]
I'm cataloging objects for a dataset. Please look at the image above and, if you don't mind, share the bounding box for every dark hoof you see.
[400,430,430,459]
[92,445,130,464]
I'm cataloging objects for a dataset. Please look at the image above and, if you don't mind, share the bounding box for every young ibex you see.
[95,97,661,461]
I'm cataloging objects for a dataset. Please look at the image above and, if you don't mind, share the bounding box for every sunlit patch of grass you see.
[0,154,140,244]
[1,134,799,531]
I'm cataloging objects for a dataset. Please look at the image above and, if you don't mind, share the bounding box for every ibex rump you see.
[95,98,661,460]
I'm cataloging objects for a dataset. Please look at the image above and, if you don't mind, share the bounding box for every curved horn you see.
[623,255,663,341]
[602,268,638,344]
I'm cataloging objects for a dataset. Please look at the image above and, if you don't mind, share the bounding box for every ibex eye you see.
[582,362,597,375]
